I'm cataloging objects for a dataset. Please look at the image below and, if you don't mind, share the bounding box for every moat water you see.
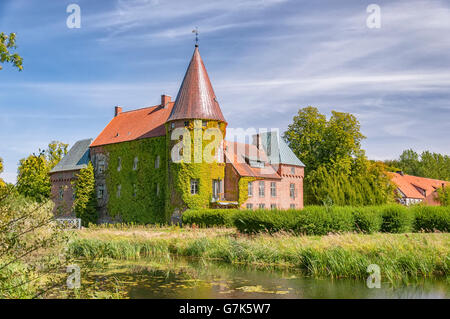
[87,258,449,299]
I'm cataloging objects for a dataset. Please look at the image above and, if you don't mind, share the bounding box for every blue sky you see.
[1,0,449,183]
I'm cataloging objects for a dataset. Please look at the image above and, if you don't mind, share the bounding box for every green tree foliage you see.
[284,107,394,205]
[72,162,98,226]
[437,185,450,206]
[17,141,68,202]
[385,149,450,181]
[0,194,70,298]
[0,157,5,188]
[0,32,23,71]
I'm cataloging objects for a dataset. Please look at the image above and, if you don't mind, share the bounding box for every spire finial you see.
[192,27,199,47]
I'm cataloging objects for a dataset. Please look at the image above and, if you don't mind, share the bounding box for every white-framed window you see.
[97,184,105,199]
[259,181,265,197]
[155,155,160,169]
[98,160,105,173]
[190,179,199,195]
[290,183,296,199]
[133,156,138,170]
[246,203,253,209]
[248,181,253,197]
[271,203,277,209]
[171,122,175,129]
[270,182,276,197]
[117,184,122,198]
[258,203,265,209]
[212,179,221,200]
[117,157,122,171]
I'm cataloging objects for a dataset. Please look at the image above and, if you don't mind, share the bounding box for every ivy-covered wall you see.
[103,136,167,223]
[166,119,226,215]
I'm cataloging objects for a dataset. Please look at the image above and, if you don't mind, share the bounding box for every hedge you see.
[181,205,450,235]
[182,209,239,227]
[411,206,450,232]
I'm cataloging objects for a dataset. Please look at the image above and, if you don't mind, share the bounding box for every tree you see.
[16,142,68,202]
[0,32,23,71]
[284,107,394,205]
[72,162,98,226]
[16,151,51,202]
[436,185,450,206]
[0,157,5,188]
[385,149,450,181]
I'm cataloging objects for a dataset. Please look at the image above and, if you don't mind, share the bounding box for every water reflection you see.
[88,258,449,299]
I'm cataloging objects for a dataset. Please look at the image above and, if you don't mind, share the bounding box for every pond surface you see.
[89,258,449,299]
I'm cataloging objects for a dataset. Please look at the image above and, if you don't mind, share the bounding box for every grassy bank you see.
[69,227,450,283]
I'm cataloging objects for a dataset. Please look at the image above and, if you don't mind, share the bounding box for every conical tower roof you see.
[167,46,226,123]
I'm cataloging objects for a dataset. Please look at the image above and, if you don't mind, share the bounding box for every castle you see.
[50,45,305,223]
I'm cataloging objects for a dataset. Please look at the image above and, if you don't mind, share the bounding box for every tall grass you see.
[68,232,450,282]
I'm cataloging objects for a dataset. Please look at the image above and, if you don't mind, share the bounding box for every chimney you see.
[161,95,171,108]
[114,106,122,117]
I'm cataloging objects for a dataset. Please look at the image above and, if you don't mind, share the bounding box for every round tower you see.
[165,45,227,222]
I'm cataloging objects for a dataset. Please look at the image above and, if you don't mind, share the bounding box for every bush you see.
[380,205,412,233]
[412,206,450,232]
[233,209,299,234]
[182,209,239,227]
[294,206,354,235]
[351,206,383,233]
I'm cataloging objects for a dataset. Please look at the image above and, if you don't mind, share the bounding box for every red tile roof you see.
[167,46,226,123]
[390,172,449,199]
[91,103,174,147]
[224,141,280,179]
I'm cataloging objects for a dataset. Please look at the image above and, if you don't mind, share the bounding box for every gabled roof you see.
[255,131,305,167]
[167,46,226,123]
[224,141,281,179]
[50,139,92,173]
[91,103,174,147]
[390,172,449,199]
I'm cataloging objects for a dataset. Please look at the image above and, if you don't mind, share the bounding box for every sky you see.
[0,0,449,183]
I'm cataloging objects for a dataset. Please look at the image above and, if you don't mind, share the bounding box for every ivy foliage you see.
[166,120,225,214]
[72,162,98,226]
[103,137,167,223]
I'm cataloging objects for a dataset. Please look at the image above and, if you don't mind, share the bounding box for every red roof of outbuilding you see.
[390,172,449,199]
[167,46,226,123]
[91,103,174,147]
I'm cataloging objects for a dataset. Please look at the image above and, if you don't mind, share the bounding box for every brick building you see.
[49,139,92,216]
[52,45,305,222]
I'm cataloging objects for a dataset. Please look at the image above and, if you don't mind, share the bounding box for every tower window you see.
[117,184,122,198]
[190,179,199,195]
[133,156,138,170]
[184,120,190,127]
[155,155,160,169]
[98,160,105,173]
[117,157,122,171]
[202,120,207,127]
[291,167,295,175]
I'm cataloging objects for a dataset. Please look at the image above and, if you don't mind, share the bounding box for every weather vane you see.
[192,27,199,46]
